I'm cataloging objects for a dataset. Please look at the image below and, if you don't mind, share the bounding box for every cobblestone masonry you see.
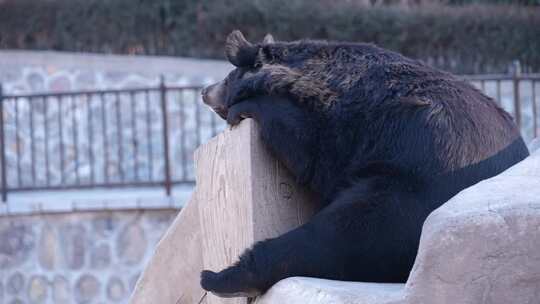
[0,209,178,304]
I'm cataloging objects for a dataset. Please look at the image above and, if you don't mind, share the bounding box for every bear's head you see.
[201,31,275,119]
[202,30,385,118]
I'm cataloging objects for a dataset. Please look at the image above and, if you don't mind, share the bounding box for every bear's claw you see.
[200,269,261,298]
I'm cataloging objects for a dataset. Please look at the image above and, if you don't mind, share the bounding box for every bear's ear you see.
[225,30,258,67]
[262,33,275,44]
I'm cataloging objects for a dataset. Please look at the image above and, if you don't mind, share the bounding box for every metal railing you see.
[0,77,224,202]
[463,73,540,138]
[0,70,539,202]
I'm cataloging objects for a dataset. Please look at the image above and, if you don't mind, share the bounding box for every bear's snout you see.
[202,81,228,119]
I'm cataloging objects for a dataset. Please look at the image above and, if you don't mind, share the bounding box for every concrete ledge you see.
[0,185,191,216]
[255,278,404,304]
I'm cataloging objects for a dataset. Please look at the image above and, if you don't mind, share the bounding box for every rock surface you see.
[254,278,403,304]
[27,275,48,303]
[52,276,71,304]
[117,223,147,265]
[75,274,100,303]
[0,223,34,269]
[257,148,540,304]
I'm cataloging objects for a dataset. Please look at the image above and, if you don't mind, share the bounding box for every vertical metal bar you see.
[496,80,502,105]
[43,97,50,186]
[0,85,8,201]
[30,97,36,185]
[533,80,538,138]
[194,89,201,147]
[71,96,80,184]
[159,76,172,196]
[115,92,124,182]
[130,91,139,181]
[86,93,95,184]
[100,93,109,183]
[178,90,187,181]
[58,97,65,184]
[480,80,485,94]
[15,99,21,187]
[512,61,522,130]
[145,90,153,181]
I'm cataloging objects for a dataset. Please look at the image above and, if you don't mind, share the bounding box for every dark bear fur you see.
[200,30,529,298]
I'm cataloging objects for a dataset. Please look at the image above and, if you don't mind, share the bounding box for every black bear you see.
[200,30,529,298]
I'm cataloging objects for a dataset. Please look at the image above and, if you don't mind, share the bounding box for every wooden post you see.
[130,119,317,304]
[195,119,317,304]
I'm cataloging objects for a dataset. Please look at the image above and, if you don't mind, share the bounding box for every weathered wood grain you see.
[195,119,317,304]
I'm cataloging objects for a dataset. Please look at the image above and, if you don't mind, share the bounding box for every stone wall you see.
[0,208,179,304]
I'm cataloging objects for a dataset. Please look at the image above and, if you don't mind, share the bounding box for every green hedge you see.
[0,0,539,73]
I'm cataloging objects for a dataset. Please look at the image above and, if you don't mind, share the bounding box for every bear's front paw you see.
[226,101,259,126]
[200,268,261,298]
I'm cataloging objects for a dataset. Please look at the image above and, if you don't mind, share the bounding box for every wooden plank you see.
[195,119,317,304]
[129,194,207,304]
[195,121,256,304]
